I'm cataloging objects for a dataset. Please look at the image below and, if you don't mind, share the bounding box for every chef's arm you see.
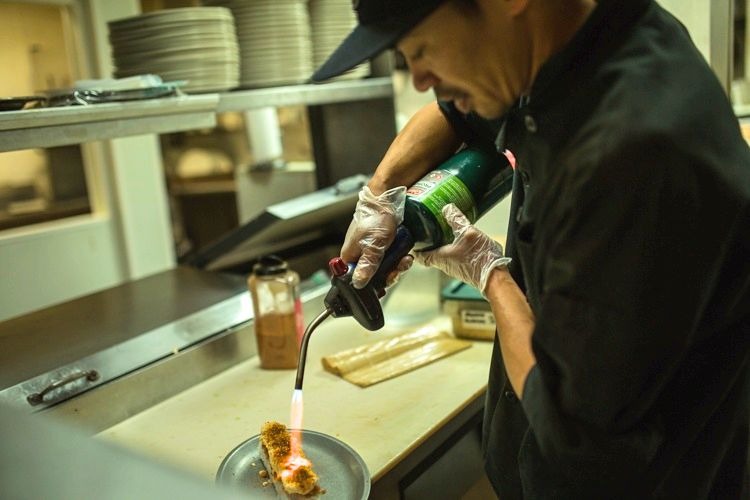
[342,102,462,288]
[485,268,536,397]
[368,101,462,194]
[412,203,536,396]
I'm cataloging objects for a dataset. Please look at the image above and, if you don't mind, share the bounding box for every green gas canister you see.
[402,146,514,250]
[321,145,514,332]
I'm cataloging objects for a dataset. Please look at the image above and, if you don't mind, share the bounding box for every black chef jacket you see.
[438,0,750,498]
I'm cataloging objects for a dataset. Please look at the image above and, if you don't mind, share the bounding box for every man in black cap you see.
[314,1,750,498]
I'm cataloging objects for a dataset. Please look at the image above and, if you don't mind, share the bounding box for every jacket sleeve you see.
[519,134,726,490]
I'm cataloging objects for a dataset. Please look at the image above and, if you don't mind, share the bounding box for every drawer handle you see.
[27,370,99,406]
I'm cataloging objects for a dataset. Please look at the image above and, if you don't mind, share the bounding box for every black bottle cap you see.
[252,255,288,276]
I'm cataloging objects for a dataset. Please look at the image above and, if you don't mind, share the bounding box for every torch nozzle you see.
[294,307,333,391]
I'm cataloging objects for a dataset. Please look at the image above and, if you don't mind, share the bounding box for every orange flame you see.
[280,453,312,480]
[290,389,304,457]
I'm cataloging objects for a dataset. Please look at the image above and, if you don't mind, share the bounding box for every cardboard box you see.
[440,280,496,341]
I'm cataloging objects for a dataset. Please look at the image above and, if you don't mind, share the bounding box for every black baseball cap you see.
[311,0,447,82]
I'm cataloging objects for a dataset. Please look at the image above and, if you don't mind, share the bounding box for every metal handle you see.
[27,369,99,406]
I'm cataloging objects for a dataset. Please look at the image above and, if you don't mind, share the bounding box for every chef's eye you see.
[410,46,426,61]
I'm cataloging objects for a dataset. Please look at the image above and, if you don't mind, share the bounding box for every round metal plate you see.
[215,430,370,499]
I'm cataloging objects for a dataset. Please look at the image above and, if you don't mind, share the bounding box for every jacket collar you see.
[528,0,653,108]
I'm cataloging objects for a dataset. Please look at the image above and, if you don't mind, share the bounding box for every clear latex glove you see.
[384,254,414,288]
[414,203,512,296]
[341,185,408,288]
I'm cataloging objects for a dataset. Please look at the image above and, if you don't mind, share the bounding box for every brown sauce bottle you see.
[248,255,304,369]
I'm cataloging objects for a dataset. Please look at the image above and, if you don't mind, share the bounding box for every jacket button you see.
[504,390,516,400]
[524,115,537,133]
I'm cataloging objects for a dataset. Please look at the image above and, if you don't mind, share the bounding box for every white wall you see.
[392,71,513,240]
[0,216,126,319]
[0,0,175,321]
[658,0,712,62]
[107,135,176,280]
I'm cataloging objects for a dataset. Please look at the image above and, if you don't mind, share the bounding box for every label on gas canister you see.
[406,169,476,243]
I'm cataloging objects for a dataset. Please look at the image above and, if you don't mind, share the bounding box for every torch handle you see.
[367,225,415,293]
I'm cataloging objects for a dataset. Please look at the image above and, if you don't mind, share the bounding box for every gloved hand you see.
[341,185,413,288]
[414,203,511,296]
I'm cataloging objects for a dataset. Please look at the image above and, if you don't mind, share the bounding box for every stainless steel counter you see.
[85,266,491,499]
[0,267,249,411]
[3,263,492,499]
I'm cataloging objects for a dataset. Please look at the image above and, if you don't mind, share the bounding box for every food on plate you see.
[259,421,322,497]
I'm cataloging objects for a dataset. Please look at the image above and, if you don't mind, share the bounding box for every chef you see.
[312,0,750,498]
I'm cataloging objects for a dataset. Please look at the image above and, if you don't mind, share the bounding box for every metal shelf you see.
[216,77,394,112]
[0,94,219,153]
[0,78,394,153]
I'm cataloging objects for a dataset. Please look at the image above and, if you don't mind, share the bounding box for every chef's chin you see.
[454,96,472,114]
[473,101,507,120]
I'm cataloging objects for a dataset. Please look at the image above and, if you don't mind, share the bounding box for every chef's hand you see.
[341,185,413,288]
[414,204,511,295]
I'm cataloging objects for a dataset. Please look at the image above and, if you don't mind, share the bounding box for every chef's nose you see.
[411,66,441,93]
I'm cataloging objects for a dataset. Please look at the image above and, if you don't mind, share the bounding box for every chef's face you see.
[397,0,530,119]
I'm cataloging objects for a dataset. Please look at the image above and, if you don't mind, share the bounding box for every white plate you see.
[237,33,310,43]
[112,40,237,56]
[233,10,308,21]
[309,11,356,21]
[241,61,311,72]
[241,63,311,73]
[224,2,307,11]
[110,23,236,37]
[236,20,309,28]
[112,39,234,53]
[110,31,236,48]
[238,41,311,52]
[310,20,355,28]
[109,18,235,33]
[240,62,311,73]
[114,44,238,58]
[236,28,309,39]
[109,7,233,29]
[235,20,309,30]
[240,43,311,52]
[240,55,311,66]
[113,48,239,63]
[110,25,236,44]
[230,7,308,17]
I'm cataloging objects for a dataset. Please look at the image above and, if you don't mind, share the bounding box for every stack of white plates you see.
[208,0,313,88]
[309,0,369,81]
[108,7,240,93]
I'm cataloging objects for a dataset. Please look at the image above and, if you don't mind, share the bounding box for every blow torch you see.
[294,146,514,391]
